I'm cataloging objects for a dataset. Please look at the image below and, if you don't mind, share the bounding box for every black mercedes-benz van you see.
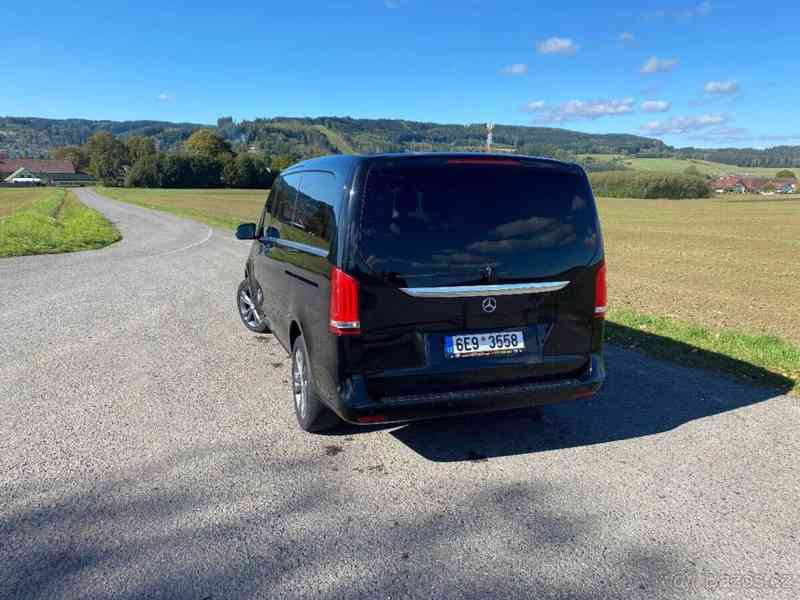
[236,153,606,432]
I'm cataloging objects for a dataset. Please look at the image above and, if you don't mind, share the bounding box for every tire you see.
[292,334,340,433]
[237,279,270,333]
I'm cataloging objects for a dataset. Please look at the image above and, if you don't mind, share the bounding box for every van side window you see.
[294,171,336,250]
[272,174,302,227]
[256,188,275,236]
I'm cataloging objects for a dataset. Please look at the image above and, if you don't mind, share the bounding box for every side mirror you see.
[236,223,257,240]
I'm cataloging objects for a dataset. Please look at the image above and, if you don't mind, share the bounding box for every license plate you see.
[445,331,525,358]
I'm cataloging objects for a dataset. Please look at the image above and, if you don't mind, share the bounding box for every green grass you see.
[607,309,799,393]
[0,188,121,257]
[97,187,267,230]
[615,157,782,178]
[579,154,789,177]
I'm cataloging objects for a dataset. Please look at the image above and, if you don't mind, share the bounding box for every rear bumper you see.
[329,353,605,425]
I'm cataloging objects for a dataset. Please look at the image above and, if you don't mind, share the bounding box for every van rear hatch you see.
[347,156,603,396]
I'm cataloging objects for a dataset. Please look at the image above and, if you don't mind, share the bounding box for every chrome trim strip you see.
[330,319,360,330]
[399,281,570,298]
[271,237,329,258]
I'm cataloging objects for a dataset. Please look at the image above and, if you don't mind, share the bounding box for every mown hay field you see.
[98,187,268,230]
[0,187,44,218]
[598,195,800,345]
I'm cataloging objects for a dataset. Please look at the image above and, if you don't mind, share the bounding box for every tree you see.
[776,169,796,179]
[188,154,225,187]
[125,154,163,188]
[269,154,296,172]
[126,136,157,164]
[223,154,273,188]
[86,132,128,185]
[185,129,233,159]
[160,155,193,188]
[52,145,89,172]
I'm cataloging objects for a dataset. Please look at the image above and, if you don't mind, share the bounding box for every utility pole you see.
[486,122,494,153]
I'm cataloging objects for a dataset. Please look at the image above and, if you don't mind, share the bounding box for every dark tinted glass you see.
[294,172,335,250]
[256,189,274,236]
[359,164,599,287]
[273,173,301,226]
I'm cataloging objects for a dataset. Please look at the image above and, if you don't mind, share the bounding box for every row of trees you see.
[53,129,296,188]
[588,172,713,199]
[677,146,800,168]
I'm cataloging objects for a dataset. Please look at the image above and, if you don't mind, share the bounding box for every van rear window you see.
[358,163,599,287]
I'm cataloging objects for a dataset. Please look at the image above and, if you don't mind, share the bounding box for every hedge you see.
[589,171,712,199]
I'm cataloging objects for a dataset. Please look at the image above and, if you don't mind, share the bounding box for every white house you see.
[3,167,42,184]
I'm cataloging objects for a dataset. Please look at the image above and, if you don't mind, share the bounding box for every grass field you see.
[581,155,788,178]
[598,195,800,346]
[0,188,44,218]
[0,188,121,257]
[98,187,267,229]
[599,194,800,390]
[101,186,800,391]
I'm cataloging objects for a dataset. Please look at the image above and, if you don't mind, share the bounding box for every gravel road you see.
[1,188,798,599]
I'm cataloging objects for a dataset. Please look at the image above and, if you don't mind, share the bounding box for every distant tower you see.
[486,122,495,153]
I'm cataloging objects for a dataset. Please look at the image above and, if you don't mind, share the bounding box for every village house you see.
[0,155,95,186]
[713,175,797,194]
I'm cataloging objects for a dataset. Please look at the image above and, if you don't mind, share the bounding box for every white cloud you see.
[537,37,578,56]
[156,92,174,103]
[618,32,635,44]
[502,63,529,76]
[641,114,726,135]
[537,98,635,123]
[640,56,678,75]
[641,100,671,113]
[704,80,739,94]
[522,100,546,113]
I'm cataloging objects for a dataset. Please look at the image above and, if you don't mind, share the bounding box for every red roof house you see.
[0,158,75,176]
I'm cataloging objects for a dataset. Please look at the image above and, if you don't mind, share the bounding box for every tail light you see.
[329,267,361,335]
[594,262,607,318]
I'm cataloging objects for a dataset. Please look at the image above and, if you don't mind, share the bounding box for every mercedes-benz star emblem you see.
[481,297,497,313]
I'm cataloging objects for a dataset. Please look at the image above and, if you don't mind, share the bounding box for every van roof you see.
[282,152,582,175]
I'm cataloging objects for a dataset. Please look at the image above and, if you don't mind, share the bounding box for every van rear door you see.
[349,156,603,388]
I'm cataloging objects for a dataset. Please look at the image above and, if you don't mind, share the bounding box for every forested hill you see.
[3,114,800,167]
[0,117,206,158]
[0,115,668,158]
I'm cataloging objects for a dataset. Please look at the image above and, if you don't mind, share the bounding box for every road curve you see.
[1,189,798,600]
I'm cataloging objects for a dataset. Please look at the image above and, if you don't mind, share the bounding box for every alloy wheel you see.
[238,286,262,328]
[293,347,308,419]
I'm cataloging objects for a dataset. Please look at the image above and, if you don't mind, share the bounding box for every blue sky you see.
[2,1,796,148]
